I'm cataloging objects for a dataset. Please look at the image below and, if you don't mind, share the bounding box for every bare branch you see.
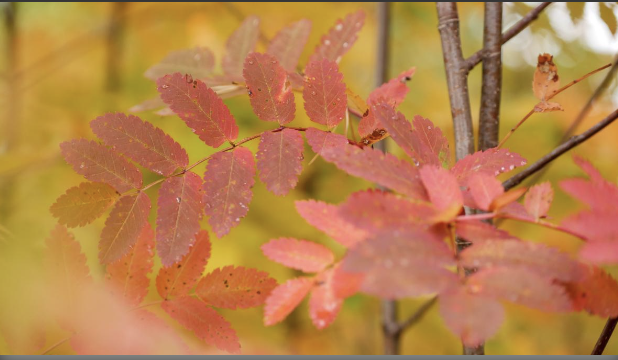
[465,2,552,72]
[503,108,618,190]
[399,296,438,332]
[437,2,475,161]
[592,317,618,355]
[478,2,503,150]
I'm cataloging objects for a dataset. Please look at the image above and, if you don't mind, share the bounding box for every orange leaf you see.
[489,187,527,211]
[261,238,334,273]
[50,182,119,228]
[532,53,560,101]
[264,277,314,326]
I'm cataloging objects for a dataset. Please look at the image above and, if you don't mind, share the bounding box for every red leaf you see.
[338,189,437,233]
[196,265,277,310]
[222,15,260,80]
[420,165,463,220]
[565,265,618,317]
[309,268,343,329]
[60,139,142,192]
[562,209,618,243]
[498,201,534,221]
[357,111,380,139]
[264,277,314,326]
[99,192,151,264]
[156,230,211,299]
[450,148,527,185]
[256,129,304,196]
[559,157,618,212]
[579,240,618,264]
[455,220,518,243]
[573,155,605,182]
[460,240,583,282]
[261,238,334,273]
[309,10,365,63]
[304,127,349,160]
[303,59,347,128]
[331,262,364,299]
[367,67,416,107]
[156,172,203,266]
[295,199,367,247]
[162,296,240,354]
[524,181,553,220]
[91,112,189,176]
[243,52,295,125]
[467,173,504,211]
[145,47,215,81]
[50,182,119,228]
[105,224,155,306]
[267,19,312,72]
[203,147,255,238]
[439,288,504,348]
[157,73,239,148]
[468,267,572,312]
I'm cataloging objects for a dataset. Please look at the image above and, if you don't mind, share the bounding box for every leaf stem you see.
[40,336,72,355]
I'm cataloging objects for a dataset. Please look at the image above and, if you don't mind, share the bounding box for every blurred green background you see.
[1,2,617,355]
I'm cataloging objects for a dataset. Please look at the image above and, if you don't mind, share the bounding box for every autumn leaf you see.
[451,148,526,186]
[565,265,618,317]
[144,47,215,81]
[266,19,312,72]
[222,15,260,81]
[261,238,334,273]
[256,129,304,196]
[105,224,155,306]
[195,265,277,310]
[309,10,365,63]
[420,165,463,221]
[534,101,564,113]
[162,296,240,354]
[203,147,255,238]
[243,52,295,125]
[533,53,560,101]
[295,199,367,247]
[156,172,203,266]
[50,182,119,228]
[524,182,553,220]
[467,173,504,211]
[304,127,349,160]
[264,277,315,326]
[490,187,527,212]
[90,112,189,176]
[158,74,239,148]
[60,139,142,192]
[303,59,347,128]
[156,230,211,299]
[331,262,364,299]
[309,268,343,329]
[455,220,519,243]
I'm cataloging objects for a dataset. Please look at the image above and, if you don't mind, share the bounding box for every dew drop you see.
[494,171,500,176]
[335,23,343,31]
[176,197,181,203]
[324,39,331,46]
[342,42,349,48]
[427,126,432,130]
[501,166,505,171]
[520,161,526,166]
[161,84,169,89]
[311,91,316,95]
[248,60,254,65]
[509,165,514,170]
[506,152,510,156]
[79,162,85,169]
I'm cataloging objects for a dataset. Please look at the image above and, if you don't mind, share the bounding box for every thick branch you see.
[465,2,551,72]
[503,108,618,190]
[592,317,618,355]
[437,2,474,161]
[478,2,503,150]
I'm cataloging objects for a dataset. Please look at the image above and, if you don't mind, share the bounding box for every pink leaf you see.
[295,199,367,247]
[450,148,527,185]
[579,241,618,264]
[357,111,381,139]
[455,220,518,243]
[367,67,416,106]
[565,265,618,317]
[467,173,504,211]
[331,262,364,299]
[572,155,605,182]
[439,288,504,348]
[91,112,188,176]
[420,165,463,219]
[561,209,618,242]
[243,52,295,125]
[222,15,260,80]
[261,238,334,273]
[264,277,314,326]
[196,265,277,310]
[309,10,365,63]
[304,127,349,160]
[156,230,211,299]
[524,181,553,220]
[309,268,343,329]
[105,224,155,306]
[50,182,120,228]
[162,296,240,354]
[156,172,203,266]
[468,267,572,312]
[303,59,347,128]
[460,240,583,282]
[560,157,618,211]
[267,19,312,72]
[99,192,151,264]
[256,129,304,196]
[145,47,215,81]
[60,139,142,192]
[157,73,239,148]
[203,147,255,238]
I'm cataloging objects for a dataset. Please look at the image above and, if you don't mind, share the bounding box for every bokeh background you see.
[1,2,618,355]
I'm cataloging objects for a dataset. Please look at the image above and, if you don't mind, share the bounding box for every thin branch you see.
[478,2,503,150]
[465,2,552,72]
[503,108,618,190]
[41,336,72,355]
[399,296,438,332]
[592,317,618,355]
[437,2,475,162]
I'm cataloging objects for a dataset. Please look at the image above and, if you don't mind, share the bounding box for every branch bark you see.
[503,108,618,190]
[437,2,475,161]
[592,317,618,355]
[478,2,502,151]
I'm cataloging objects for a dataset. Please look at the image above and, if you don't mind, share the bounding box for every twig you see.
[41,336,72,355]
[478,2,503,150]
[592,317,618,355]
[399,296,438,332]
[437,3,475,161]
[497,63,612,149]
[465,2,552,72]
[503,108,618,190]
